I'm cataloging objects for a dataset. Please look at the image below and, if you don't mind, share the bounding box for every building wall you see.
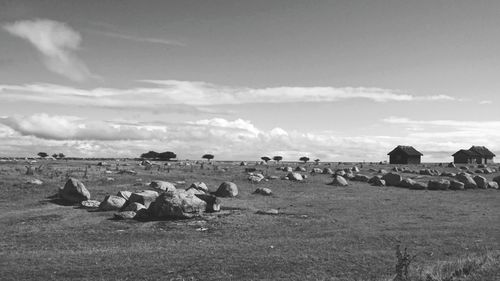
[453,154,471,164]
[389,154,421,164]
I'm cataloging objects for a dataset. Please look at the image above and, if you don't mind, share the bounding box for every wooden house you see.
[453,146,495,164]
[388,145,423,164]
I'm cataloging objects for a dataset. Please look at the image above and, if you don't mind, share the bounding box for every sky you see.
[0,0,499,161]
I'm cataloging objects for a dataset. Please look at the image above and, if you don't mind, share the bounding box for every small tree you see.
[202,154,214,162]
[314,159,320,165]
[261,156,271,163]
[52,153,58,159]
[158,151,177,161]
[37,152,48,158]
[273,156,283,163]
[141,151,160,159]
[299,156,310,164]
[58,153,65,159]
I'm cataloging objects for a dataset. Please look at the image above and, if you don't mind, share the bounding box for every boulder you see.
[80,200,100,208]
[488,181,499,189]
[59,178,91,203]
[447,163,456,168]
[256,209,279,215]
[240,161,247,166]
[26,179,43,185]
[398,178,416,188]
[215,182,238,197]
[335,170,346,176]
[483,168,493,174]
[371,177,386,186]
[353,174,370,182]
[128,190,159,208]
[149,190,207,219]
[409,182,427,190]
[311,168,323,174]
[267,175,279,180]
[287,172,304,181]
[116,191,132,201]
[295,166,306,172]
[284,167,293,172]
[449,180,465,190]
[248,174,264,183]
[473,175,488,189]
[149,180,176,192]
[99,195,127,211]
[378,169,388,174]
[456,173,477,189]
[329,175,348,186]
[428,179,450,191]
[322,168,334,174]
[187,182,209,193]
[343,172,355,180]
[382,172,403,186]
[254,187,272,196]
[494,176,500,185]
[122,202,146,212]
[194,194,221,212]
[114,211,136,220]
[351,166,360,172]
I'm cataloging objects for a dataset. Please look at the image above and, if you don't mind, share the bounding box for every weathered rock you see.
[449,180,465,190]
[128,190,159,208]
[351,166,360,172]
[382,172,403,186]
[116,191,132,201]
[398,178,416,188]
[456,173,477,189]
[26,179,43,185]
[335,170,346,176]
[99,195,127,211]
[323,168,334,174]
[194,194,221,212]
[149,180,176,192]
[149,190,207,219]
[447,162,456,168]
[254,187,272,196]
[494,176,500,185]
[114,211,136,220]
[409,182,427,190]
[488,181,499,189]
[329,175,348,186]
[353,174,370,182]
[256,209,279,215]
[187,182,209,193]
[371,177,386,186]
[428,179,450,191]
[240,161,247,166]
[368,175,382,183]
[311,168,323,174]
[287,172,304,181]
[268,175,279,180]
[215,181,238,197]
[59,178,91,203]
[295,166,306,172]
[378,169,388,174]
[122,202,146,212]
[343,172,355,180]
[80,200,100,208]
[248,174,263,183]
[483,168,493,174]
[473,175,488,189]
[284,167,293,172]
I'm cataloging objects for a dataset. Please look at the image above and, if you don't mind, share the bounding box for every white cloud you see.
[94,30,184,46]
[3,19,95,81]
[0,81,459,111]
[479,100,492,105]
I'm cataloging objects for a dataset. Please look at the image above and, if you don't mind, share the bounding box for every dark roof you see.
[387,145,423,156]
[452,149,480,157]
[469,146,496,157]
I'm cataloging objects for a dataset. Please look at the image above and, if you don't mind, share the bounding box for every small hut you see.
[453,146,495,164]
[387,145,423,164]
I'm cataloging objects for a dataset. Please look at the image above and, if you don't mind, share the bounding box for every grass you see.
[0,160,499,280]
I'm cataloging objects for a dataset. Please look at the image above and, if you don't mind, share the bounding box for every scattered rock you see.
[311,168,323,174]
[215,181,238,197]
[26,179,43,185]
[398,178,416,188]
[149,190,207,219]
[382,172,403,186]
[370,177,386,187]
[116,191,132,201]
[488,181,499,189]
[80,200,100,208]
[447,163,456,168]
[194,194,221,212]
[284,167,293,172]
[322,168,334,174]
[187,182,209,193]
[287,172,304,181]
[122,202,146,212]
[128,190,159,208]
[473,175,488,189]
[351,166,360,172]
[428,179,450,191]
[409,182,427,190]
[99,195,127,211]
[456,173,477,189]
[59,178,91,203]
[114,211,136,220]
[353,174,370,182]
[256,209,279,215]
[149,180,176,192]
[329,175,348,186]
[449,180,465,190]
[254,187,272,196]
[378,169,388,174]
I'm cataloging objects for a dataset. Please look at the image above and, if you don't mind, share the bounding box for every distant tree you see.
[158,151,177,161]
[141,151,160,159]
[58,153,65,159]
[273,156,283,163]
[299,156,310,164]
[52,153,58,159]
[261,156,271,163]
[202,154,214,161]
[314,159,320,165]
[37,152,48,158]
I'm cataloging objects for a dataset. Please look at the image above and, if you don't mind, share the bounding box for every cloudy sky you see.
[0,0,499,161]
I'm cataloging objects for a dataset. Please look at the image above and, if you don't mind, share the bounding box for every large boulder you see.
[187,182,209,193]
[398,178,416,188]
[311,168,323,174]
[295,166,306,172]
[149,180,176,192]
[329,175,348,186]
[215,182,238,197]
[114,211,136,220]
[353,174,370,182]
[449,180,465,190]
[494,176,500,185]
[99,195,127,211]
[488,181,499,189]
[248,174,264,183]
[128,190,159,208]
[254,187,272,196]
[59,178,91,203]
[194,194,221,212]
[322,168,334,174]
[473,175,488,189]
[456,173,477,189]
[351,166,360,172]
[116,191,132,201]
[371,177,386,186]
[428,179,450,191]
[122,202,146,212]
[382,172,403,186]
[287,172,304,181]
[149,190,207,219]
[409,182,427,190]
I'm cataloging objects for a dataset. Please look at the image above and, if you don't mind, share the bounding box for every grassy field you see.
[0,160,499,280]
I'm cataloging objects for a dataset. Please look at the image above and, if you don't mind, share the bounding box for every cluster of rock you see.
[59,178,240,221]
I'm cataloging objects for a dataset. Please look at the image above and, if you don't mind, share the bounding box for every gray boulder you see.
[254,187,273,196]
[494,176,500,185]
[473,175,488,189]
[215,181,238,197]
[122,202,146,212]
[187,182,209,193]
[409,182,427,190]
[149,180,176,192]
[116,191,132,201]
[80,200,100,208]
[323,168,334,174]
[128,190,159,208]
[149,190,207,219]
[449,180,465,190]
[488,181,499,189]
[329,175,348,186]
[114,211,136,220]
[456,173,477,189]
[371,177,386,186]
[382,172,403,186]
[353,174,370,182]
[59,178,91,203]
[99,195,127,211]
[194,194,221,212]
[287,172,304,181]
[428,179,450,191]
[398,178,416,188]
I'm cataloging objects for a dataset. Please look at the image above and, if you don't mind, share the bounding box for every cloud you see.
[94,30,184,46]
[3,19,95,81]
[0,80,459,111]
[479,100,492,105]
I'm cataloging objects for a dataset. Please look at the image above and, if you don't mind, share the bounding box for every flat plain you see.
[1,160,499,281]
